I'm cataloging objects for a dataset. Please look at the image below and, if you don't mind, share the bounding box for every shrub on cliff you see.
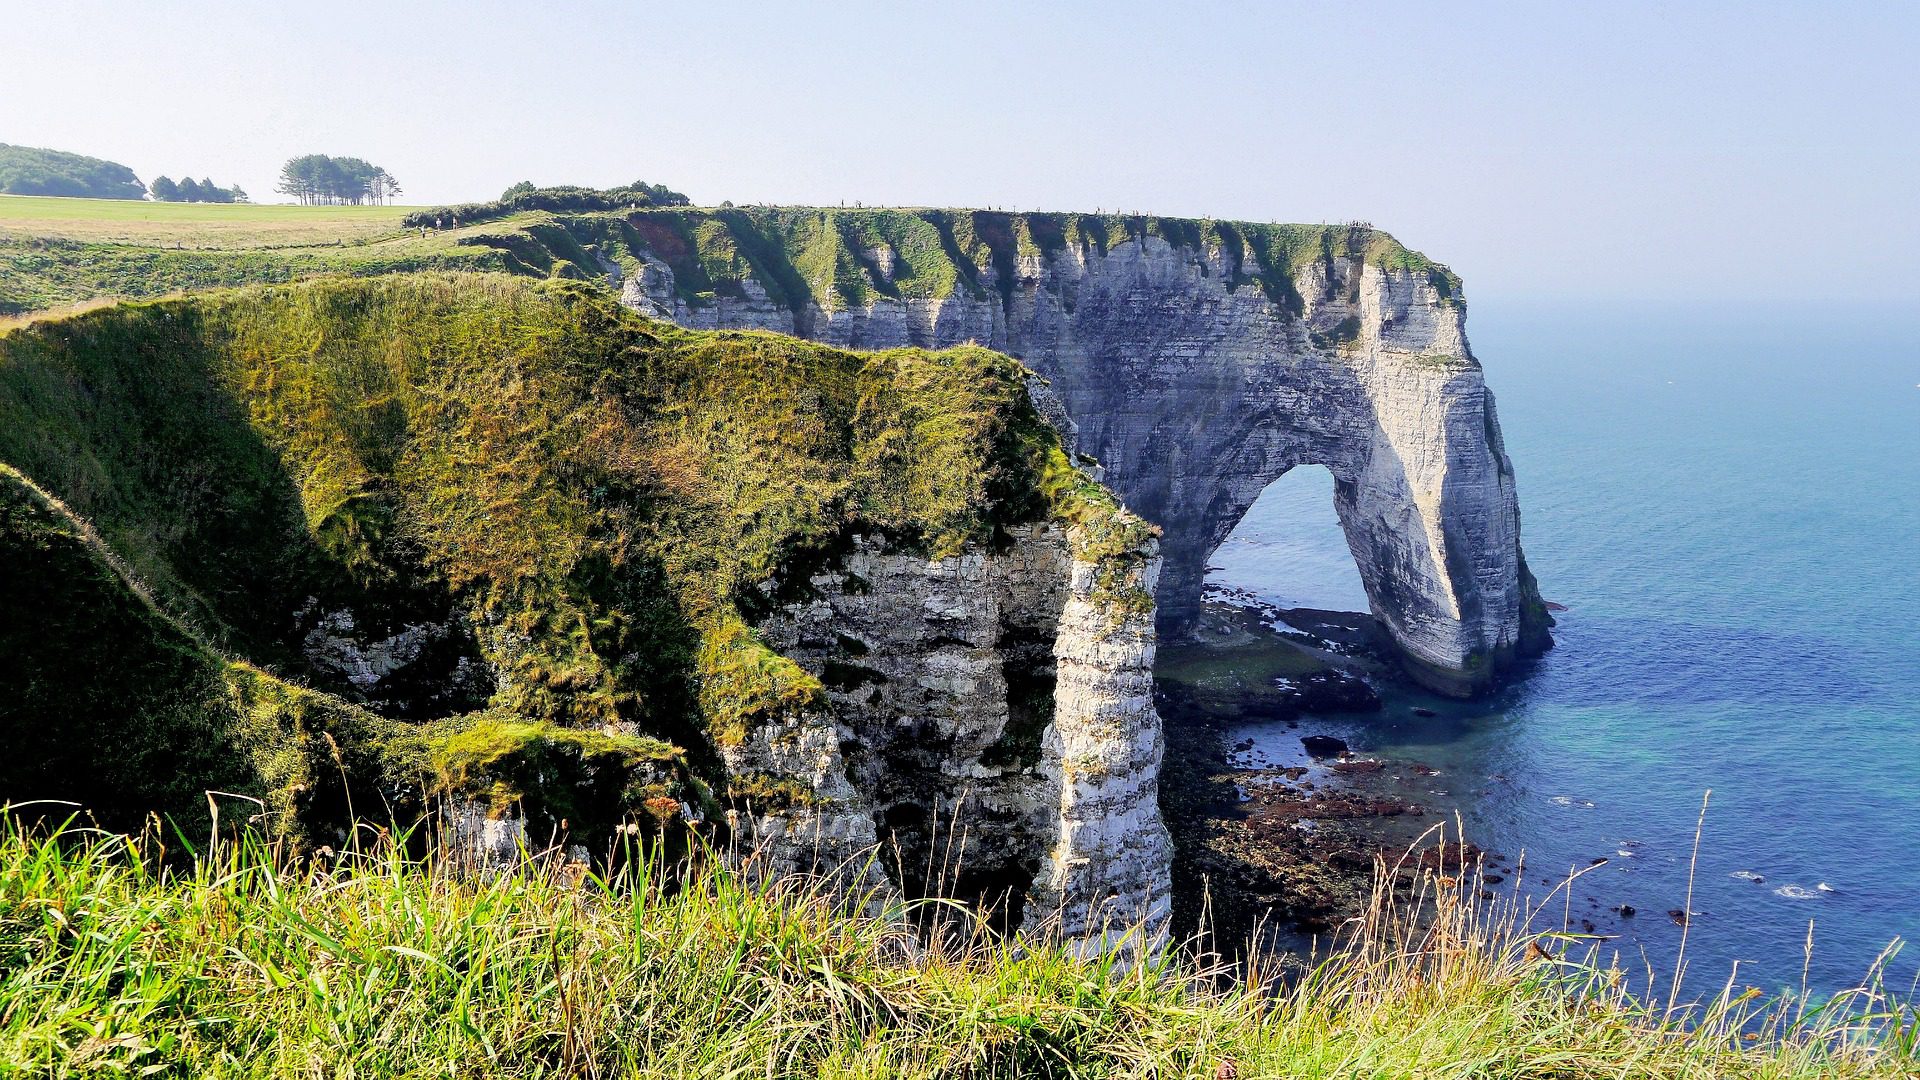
[402,180,691,230]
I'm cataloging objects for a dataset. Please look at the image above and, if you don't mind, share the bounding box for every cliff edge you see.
[0,274,1170,944]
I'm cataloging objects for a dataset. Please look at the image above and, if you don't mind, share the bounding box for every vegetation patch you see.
[1070,505,1161,623]
[1310,315,1363,350]
[0,193,408,248]
[724,771,819,811]
[421,714,682,846]
[0,464,413,839]
[1,197,1465,329]
[404,180,688,230]
[2,816,1909,1077]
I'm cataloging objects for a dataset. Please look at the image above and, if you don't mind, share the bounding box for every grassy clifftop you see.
[0,195,1462,319]
[0,273,1125,840]
[2,815,1909,1077]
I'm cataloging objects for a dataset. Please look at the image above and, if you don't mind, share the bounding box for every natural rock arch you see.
[1026,251,1548,694]
[621,212,1552,694]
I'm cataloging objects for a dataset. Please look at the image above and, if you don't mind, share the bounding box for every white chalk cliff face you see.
[735,523,1171,943]
[619,215,1551,696]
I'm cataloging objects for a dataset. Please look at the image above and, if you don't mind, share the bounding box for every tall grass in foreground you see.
[0,810,1912,1078]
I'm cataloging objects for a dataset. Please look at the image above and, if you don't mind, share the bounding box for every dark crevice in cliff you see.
[982,622,1056,771]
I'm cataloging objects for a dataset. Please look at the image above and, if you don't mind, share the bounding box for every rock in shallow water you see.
[1290,669,1383,713]
[1301,734,1349,758]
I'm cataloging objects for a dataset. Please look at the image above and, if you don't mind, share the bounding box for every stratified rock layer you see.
[621,215,1549,695]
[742,523,1172,941]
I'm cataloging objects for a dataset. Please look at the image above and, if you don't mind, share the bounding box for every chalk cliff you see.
[610,210,1550,694]
[0,274,1173,947]
[742,521,1170,938]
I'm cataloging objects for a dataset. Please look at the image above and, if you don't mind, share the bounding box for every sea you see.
[1206,302,1920,1002]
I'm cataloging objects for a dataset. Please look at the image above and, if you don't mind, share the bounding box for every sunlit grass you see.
[1,807,1911,1078]
[0,194,412,248]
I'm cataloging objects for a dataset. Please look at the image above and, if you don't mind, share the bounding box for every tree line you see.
[274,154,401,205]
[148,176,248,203]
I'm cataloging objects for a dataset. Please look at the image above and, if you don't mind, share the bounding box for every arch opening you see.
[1204,465,1369,615]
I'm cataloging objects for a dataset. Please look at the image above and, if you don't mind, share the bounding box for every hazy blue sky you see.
[6,1,1916,305]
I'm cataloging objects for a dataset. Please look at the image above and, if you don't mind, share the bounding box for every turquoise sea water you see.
[1209,304,1920,1000]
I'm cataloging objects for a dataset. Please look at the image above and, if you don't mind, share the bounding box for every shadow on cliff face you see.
[0,296,714,845]
[838,615,1059,938]
[0,465,291,833]
[0,300,524,721]
[0,307,438,836]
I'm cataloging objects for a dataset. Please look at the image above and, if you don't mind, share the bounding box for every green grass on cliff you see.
[0,273,1128,842]
[0,194,409,247]
[0,464,403,837]
[0,461,684,846]
[0,193,1465,320]
[0,197,613,318]
[1,815,1911,1078]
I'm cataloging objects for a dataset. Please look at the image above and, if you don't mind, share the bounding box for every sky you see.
[4,0,1917,307]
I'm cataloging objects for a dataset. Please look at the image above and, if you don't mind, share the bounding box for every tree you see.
[401,180,690,230]
[369,169,401,205]
[501,180,536,201]
[0,143,146,200]
[276,154,401,205]
[149,175,244,203]
[275,157,312,203]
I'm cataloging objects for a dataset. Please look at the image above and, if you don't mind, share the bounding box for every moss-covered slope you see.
[0,273,1119,839]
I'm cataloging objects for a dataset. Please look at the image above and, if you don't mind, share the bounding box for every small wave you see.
[1731,870,1765,883]
[1774,884,1822,900]
[1550,795,1574,806]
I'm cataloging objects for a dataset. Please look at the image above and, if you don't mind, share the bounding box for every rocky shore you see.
[1156,593,1463,949]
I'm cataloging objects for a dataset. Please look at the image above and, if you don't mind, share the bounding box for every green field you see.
[0,194,412,247]
[0,196,610,318]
